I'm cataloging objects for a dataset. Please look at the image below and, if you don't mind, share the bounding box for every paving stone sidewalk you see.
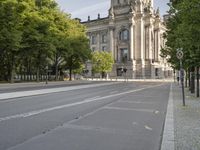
[173,84,200,150]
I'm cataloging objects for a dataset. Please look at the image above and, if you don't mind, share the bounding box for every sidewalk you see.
[173,84,200,150]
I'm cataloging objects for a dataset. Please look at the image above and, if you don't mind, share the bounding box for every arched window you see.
[119,29,129,41]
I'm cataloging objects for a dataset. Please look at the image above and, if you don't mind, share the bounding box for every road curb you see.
[161,83,175,150]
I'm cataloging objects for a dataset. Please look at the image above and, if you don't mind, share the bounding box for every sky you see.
[56,0,170,21]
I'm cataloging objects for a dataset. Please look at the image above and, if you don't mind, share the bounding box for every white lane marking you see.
[118,101,153,104]
[0,82,118,102]
[145,125,153,131]
[154,110,160,114]
[103,106,154,113]
[84,96,100,101]
[0,84,164,123]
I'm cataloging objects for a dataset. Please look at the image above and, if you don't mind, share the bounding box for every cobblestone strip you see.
[174,85,200,150]
[161,83,175,150]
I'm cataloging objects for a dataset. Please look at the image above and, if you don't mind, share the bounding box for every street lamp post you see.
[176,48,185,106]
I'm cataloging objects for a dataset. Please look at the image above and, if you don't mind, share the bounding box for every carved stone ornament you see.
[109,7,115,20]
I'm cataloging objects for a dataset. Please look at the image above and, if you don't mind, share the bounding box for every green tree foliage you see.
[0,0,25,82]
[92,51,114,77]
[21,0,56,82]
[161,0,200,95]
[161,0,200,68]
[0,0,91,82]
[64,30,91,81]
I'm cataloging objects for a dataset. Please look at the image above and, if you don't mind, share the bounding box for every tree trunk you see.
[69,67,72,81]
[196,67,199,97]
[10,67,15,83]
[20,66,23,81]
[26,68,29,81]
[55,63,58,81]
[10,55,15,83]
[36,67,40,82]
[55,53,61,81]
[185,69,188,87]
[69,56,73,81]
[188,68,191,91]
[190,66,195,94]
[173,69,176,83]
[23,68,26,81]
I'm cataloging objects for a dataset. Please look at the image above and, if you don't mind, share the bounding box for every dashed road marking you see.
[154,110,160,114]
[145,125,153,131]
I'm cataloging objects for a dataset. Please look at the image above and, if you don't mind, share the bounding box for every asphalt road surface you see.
[0,81,171,150]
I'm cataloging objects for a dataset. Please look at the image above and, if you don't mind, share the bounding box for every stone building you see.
[82,0,172,79]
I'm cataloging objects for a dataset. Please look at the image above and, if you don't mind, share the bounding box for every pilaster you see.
[135,13,144,60]
[97,32,100,51]
[109,26,115,58]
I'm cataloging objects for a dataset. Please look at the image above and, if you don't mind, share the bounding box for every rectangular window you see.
[120,30,129,41]
[120,48,128,62]
[91,36,96,45]
[102,34,107,43]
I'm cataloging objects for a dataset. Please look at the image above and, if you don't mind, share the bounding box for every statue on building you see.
[109,7,115,20]
[143,0,152,13]
[129,0,136,12]
[155,8,160,17]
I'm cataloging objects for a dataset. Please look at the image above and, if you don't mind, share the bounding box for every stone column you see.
[135,14,145,78]
[144,26,149,60]
[149,24,153,60]
[109,27,114,58]
[129,20,136,78]
[97,32,100,51]
[154,30,158,61]
[135,15,144,60]
[129,23,134,60]
[157,29,161,61]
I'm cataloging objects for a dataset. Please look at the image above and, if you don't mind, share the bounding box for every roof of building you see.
[81,16,109,24]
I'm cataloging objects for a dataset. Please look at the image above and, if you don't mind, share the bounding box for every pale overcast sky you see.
[56,0,169,21]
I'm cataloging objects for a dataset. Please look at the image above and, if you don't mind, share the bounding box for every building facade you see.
[82,0,172,79]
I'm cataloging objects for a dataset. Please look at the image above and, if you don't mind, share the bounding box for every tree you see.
[161,0,200,96]
[91,51,114,78]
[0,0,91,83]
[64,35,91,81]
[21,0,57,82]
[0,0,25,82]
[49,11,72,80]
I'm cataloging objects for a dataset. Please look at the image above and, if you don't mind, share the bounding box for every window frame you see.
[119,29,129,41]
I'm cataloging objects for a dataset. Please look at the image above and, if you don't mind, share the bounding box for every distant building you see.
[82,0,172,79]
